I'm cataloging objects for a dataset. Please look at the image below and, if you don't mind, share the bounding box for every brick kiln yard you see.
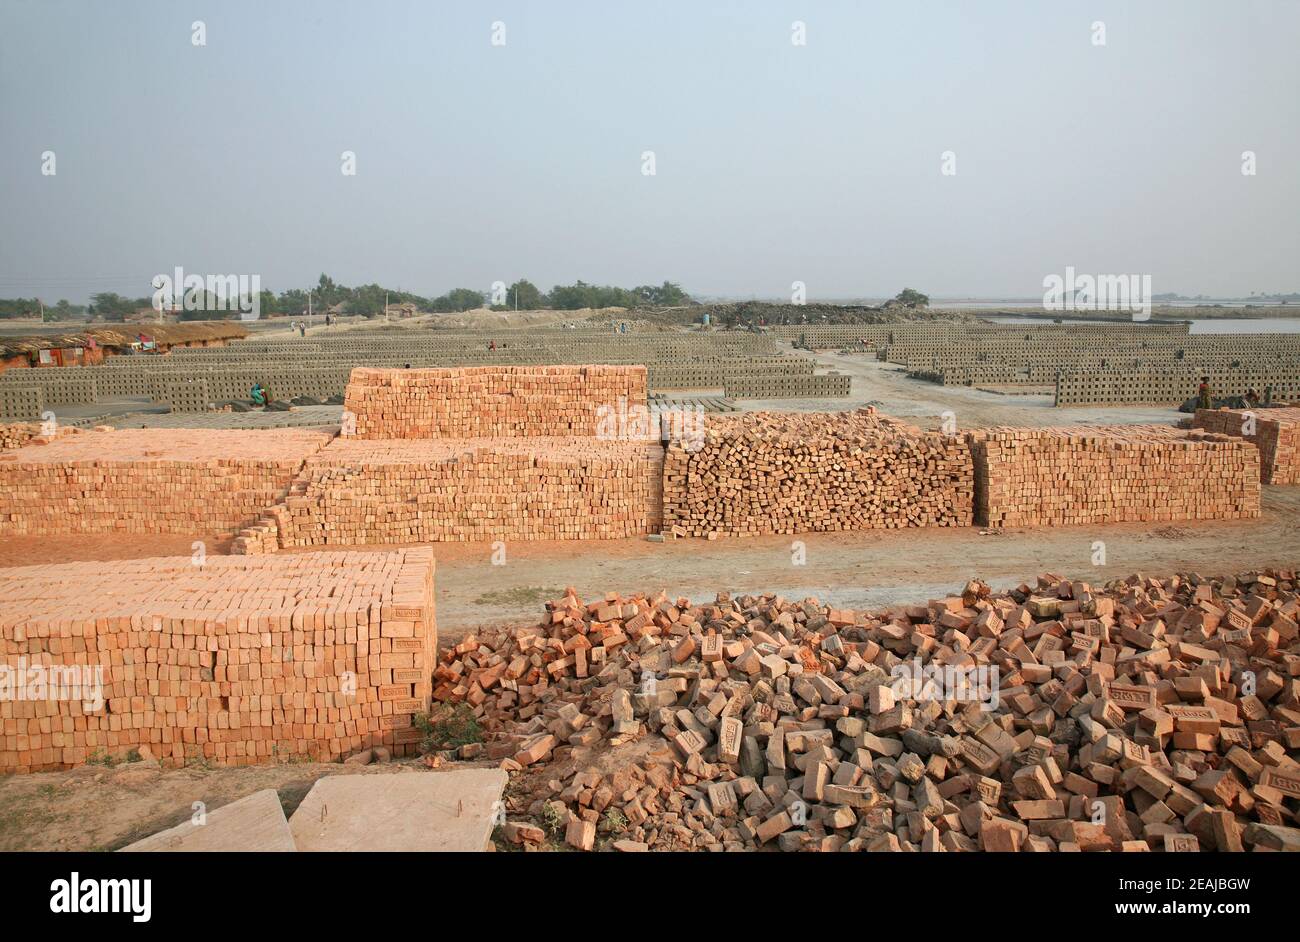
[0,359,1297,852]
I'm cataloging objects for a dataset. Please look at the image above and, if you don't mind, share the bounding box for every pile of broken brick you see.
[431,569,1300,852]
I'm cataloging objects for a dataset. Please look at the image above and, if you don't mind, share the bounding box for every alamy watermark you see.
[152,267,261,321]
[1,658,103,712]
[596,396,705,452]
[1043,267,1151,321]
[890,657,1000,710]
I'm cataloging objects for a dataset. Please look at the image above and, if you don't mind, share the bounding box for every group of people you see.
[1196,377,1268,410]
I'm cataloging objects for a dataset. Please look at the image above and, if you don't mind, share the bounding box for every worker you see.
[250,382,269,407]
[1245,388,1261,408]
[489,340,496,351]
[1196,376,1212,410]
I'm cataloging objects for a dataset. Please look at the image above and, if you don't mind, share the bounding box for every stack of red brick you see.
[1194,407,1300,485]
[0,428,333,535]
[971,425,1260,528]
[0,548,435,772]
[662,409,974,537]
[268,438,664,546]
[233,366,661,551]
[342,365,647,439]
[435,569,1300,852]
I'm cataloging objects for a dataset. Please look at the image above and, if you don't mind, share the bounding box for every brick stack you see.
[0,548,435,773]
[972,425,1260,528]
[1194,408,1300,485]
[0,428,333,535]
[271,437,663,546]
[342,365,647,439]
[436,568,1300,852]
[661,409,974,536]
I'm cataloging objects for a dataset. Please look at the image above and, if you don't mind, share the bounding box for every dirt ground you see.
[3,489,1296,644]
[0,755,461,851]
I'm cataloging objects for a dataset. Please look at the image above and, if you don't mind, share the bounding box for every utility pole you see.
[307,289,312,329]
[385,290,389,323]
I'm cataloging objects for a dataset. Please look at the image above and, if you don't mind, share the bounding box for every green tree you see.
[88,292,136,321]
[506,279,544,310]
[633,281,691,306]
[894,288,930,309]
[445,288,485,311]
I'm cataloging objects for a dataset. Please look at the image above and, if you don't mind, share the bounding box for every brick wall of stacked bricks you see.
[1194,408,1300,485]
[971,426,1261,528]
[342,365,648,439]
[0,548,435,772]
[662,410,975,536]
[265,438,664,546]
[0,428,333,535]
[233,365,662,550]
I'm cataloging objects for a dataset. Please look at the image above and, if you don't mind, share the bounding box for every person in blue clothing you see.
[250,382,269,406]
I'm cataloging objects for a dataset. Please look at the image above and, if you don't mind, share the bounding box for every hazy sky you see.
[1,0,1297,303]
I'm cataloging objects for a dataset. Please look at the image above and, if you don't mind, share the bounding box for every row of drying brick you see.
[0,548,436,773]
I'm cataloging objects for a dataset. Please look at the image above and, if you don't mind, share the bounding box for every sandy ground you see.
[0,756,454,851]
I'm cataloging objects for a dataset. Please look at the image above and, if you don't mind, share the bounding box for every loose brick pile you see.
[662,409,974,536]
[1194,407,1300,486]
[0,423,85,451]
[435,568,1300,852]
[265,437,664,546]
[342,365,647,439]
[0,428,333,535]
[972,425,1260,528]
[0,548,435,773]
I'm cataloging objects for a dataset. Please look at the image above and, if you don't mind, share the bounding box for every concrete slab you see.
[288,769,507,852]
[119,788,295,852]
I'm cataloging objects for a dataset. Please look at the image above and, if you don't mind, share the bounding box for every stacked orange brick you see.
[271,438,663,545]
[231,366,662,551]
[972,425,1260,527]
[0,428,333,535]
[662,409,974,536]
[0,548,435,773]
[342,365,647,439]
[1194,408,1300,485]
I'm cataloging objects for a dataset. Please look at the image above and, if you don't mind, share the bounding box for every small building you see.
[0,322,250,373]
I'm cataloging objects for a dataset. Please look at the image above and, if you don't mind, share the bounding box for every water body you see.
[985,315,1300,334]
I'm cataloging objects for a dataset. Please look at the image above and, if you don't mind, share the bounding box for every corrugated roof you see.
[0,321,249,357]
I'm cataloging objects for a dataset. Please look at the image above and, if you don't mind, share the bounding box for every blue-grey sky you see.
[1,0,1297,302]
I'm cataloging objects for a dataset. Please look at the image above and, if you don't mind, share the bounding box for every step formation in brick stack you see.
[234,365,662,551]
[434,569,1300,852]
[0,548,435,772]
[0,427,334,535]
[971,425,1261,528]
[662,409,974,537]
[1194,407,1300,486]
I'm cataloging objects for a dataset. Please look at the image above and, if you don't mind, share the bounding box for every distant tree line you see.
[0,275,695,321]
